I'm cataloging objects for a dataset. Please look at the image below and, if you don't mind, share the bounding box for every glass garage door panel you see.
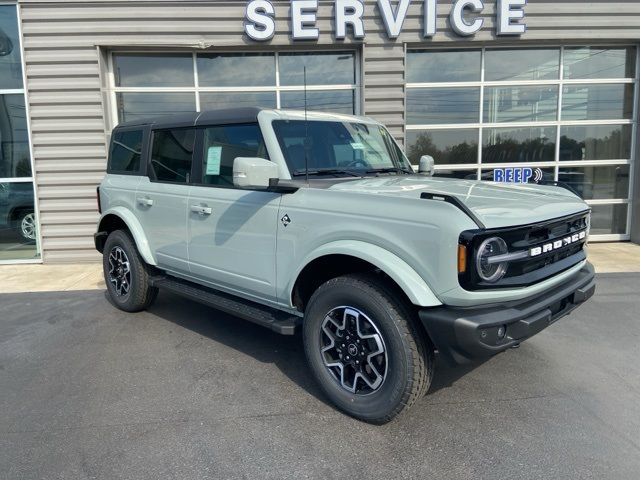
[484,48,560,81]
[197,53,276,87]
[280,90,354,114]
[406,46,637,239]
[116,92,196,123]
[589,204,628,235]
[558,165,630,201]
[482,127,556,164]
[563,47,637,80]
[113,54,194,87]
[406,129,478,166]
[483,86,558,123]
[407,88,480,125]
[0,8,23,89]
[278,52,355,86]
[562,84,634,121]
[200,92,277,111]
[560,125,632,161]
[0,95,31,178]
[407,50,481,83]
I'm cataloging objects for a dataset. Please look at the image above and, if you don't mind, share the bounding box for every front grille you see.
[521,243,583,275]
[504,212,589,278]
[460,210,590,290]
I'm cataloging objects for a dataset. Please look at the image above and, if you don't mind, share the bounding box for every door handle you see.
[137,197,154,207]
[191,205,213,216]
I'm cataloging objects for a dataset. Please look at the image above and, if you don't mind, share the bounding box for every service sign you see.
[244,0,527,41]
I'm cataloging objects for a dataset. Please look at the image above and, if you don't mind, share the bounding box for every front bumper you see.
[419,262,596,365]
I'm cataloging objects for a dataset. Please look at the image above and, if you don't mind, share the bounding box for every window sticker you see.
[351,142,365,150]
[206,146,222,175]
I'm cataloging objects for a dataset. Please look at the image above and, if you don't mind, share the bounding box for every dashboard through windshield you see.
[272,120,412,177]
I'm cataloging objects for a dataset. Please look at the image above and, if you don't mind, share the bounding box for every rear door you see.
[135,127,196,274]
[187,123,281,304]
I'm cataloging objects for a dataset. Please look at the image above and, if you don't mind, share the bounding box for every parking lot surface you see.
[1,273,639,479]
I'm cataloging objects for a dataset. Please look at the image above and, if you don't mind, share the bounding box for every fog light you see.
[497,325,506,340]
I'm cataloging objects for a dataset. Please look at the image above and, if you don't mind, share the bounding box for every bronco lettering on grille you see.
[529,231,587,257]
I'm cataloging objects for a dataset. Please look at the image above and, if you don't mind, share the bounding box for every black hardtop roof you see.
[115,107,263,130]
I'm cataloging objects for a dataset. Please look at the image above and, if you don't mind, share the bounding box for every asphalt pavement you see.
[1,274,639,479]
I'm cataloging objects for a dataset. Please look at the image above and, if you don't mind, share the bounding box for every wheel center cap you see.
[348,343,358,356]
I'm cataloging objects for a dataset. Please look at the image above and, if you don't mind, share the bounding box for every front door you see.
[135,127,196,274]
[187,123,281,304]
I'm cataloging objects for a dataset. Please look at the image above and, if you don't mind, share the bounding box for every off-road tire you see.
[103,229,158,312]
[303,273,434,424]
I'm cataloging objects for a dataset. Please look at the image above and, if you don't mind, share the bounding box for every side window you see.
[108,129,143,174]
[201,123,267,187]
[150,128,195,183]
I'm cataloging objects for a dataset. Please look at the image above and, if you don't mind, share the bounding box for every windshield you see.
[272,120,412,177]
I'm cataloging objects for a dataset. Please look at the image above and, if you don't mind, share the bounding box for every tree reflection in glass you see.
[560,125,631,161]
[482,127,556,163]
[407,130,478,165]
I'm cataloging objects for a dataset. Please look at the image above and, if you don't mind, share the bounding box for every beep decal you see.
[493,167,543,184]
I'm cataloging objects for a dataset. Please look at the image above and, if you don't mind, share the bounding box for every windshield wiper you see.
[367,167,414,175]
[292,169,362,178]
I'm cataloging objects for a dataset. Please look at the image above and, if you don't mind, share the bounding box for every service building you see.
[0,0,639,264]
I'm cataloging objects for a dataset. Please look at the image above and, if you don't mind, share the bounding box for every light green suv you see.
[95,108,595,424]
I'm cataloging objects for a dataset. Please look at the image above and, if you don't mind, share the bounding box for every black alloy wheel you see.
[303,273,434,424]
[102,229,158,312]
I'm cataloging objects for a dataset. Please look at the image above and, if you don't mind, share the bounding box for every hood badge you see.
[281,214,291,227]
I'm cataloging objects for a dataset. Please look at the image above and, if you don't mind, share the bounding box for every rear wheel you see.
[303,273,434,424]
[103,229,158,312]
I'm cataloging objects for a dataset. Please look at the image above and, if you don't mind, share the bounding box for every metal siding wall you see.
[17,0,640,262]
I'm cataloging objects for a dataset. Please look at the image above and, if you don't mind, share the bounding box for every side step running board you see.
[150,276,300,335]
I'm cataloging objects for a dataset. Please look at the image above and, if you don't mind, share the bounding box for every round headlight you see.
[476,237,508,283]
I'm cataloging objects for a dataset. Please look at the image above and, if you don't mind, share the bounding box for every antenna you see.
[304,66,310,185]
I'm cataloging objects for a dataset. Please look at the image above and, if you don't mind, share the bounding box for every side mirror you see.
[418,155,435,176]
[233,157,279,190]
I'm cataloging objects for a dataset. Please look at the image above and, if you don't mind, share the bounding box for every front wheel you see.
[303,273,434,424]
[103,229,158,312]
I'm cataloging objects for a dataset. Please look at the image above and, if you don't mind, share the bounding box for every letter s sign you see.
[245,0,276,41]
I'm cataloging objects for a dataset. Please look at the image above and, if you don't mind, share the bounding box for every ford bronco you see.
[95,108,595,424]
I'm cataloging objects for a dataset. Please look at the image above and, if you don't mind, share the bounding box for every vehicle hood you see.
[326,176,589,229]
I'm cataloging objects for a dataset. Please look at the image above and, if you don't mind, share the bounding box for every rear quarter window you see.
[108,129,144,174]
[150,128,196,183]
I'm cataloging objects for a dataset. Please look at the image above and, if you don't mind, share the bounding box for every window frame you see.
[404,44,640,242]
